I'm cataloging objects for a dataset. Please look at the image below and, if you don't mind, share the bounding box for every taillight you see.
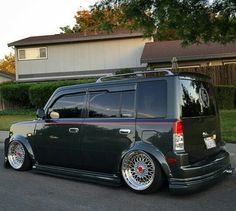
[173,120,184,151]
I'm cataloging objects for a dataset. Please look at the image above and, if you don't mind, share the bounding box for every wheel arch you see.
[120,141,172,178]
[7,134,35,161]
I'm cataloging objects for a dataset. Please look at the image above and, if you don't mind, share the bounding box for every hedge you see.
[29,82,60,108]
[0,80,235,110]
[0,82,33,108]
[115,68,135,75]
[29,79,95,108]
[0,79,95,109]
[235,88,236,108]
[214,85,235,110]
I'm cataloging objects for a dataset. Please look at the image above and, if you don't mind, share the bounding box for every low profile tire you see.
[121,151,164,194]
[7,141,31,171]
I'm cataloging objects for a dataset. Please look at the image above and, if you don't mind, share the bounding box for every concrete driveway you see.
[0,131,8,142]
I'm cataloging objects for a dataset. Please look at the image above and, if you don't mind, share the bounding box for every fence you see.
[174,64,236,86]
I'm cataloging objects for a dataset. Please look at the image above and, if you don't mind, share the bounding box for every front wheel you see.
[121,151,164,193]
[7,141,31,171]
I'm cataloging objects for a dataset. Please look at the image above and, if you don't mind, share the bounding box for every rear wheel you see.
[121,151,163,193]
[7,141,31,171]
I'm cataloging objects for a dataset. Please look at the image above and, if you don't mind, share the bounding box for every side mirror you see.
[50,111,60,119]
[36,109,46,119]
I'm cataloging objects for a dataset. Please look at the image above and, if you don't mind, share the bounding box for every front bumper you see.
[169,150,233,193]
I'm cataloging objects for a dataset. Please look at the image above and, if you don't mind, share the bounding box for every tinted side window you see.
[181,80,216,117]
[89,92,120,118]
[121,91,135,118]
[137,80,167,118]
[51,94,85,118]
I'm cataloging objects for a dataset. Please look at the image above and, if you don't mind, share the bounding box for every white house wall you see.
[16,37,151,81]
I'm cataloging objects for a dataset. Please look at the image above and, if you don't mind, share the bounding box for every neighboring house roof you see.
[8,29,144,47]
[0,71,15,80]
[141,40,236,64]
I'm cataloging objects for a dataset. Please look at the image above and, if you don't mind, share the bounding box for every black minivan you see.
[4,70,232,193]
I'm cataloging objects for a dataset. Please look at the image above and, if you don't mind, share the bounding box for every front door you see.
[31,93,86,169]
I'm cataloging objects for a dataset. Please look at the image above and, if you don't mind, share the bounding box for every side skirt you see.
[32,164,122,187]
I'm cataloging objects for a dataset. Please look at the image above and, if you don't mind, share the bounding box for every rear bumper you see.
[169,150,233,193]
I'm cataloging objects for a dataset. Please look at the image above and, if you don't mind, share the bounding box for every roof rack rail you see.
[96,69,174,83]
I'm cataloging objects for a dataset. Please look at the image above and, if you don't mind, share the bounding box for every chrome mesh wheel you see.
[122,151,155,191]
[8,141,26,170]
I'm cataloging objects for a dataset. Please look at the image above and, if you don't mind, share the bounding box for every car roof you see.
[56,71,209,93]
[44,71,210,110]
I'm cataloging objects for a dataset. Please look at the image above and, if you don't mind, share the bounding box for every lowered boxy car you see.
[4,70,233,193]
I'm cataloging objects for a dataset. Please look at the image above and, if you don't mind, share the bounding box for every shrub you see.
[1,79,235,110]
[29,82,58,108]
[235,88,236,108]
[115,68,135,75]
[214,85,235,109]
[29,79,95,108]
[0,82,33,107]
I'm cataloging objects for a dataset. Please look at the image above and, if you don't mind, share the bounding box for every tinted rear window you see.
[181,79,216,117]
[137,80,167,118]
[88,91,135,118]
[89,92,120,118]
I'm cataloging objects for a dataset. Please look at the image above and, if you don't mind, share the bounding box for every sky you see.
[0,0,97,59]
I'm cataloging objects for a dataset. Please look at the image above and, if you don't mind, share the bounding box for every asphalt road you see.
[0,131,235,211]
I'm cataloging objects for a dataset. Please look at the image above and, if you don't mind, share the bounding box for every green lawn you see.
[220,110,236,143]
[0,110,235,143]
[0,115,35,131]
[0,109,35,131]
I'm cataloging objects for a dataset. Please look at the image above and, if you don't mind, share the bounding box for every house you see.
[141,40,236,68]
[0,71,15,83]
[8,29,152,82]
[8,31,236,82]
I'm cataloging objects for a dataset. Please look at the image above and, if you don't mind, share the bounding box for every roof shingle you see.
[141,40,236,64]
[8,29,144,47]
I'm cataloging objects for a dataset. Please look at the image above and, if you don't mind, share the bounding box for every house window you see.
[18,49,26,60]
[18,47,47,60]
[223,61,236,65]
[178,65,201,69]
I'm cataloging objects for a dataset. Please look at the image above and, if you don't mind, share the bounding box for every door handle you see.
[69,128,79,133]
[119,129,131,135]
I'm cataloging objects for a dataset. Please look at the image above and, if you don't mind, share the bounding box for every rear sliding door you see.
[80,85,136,174]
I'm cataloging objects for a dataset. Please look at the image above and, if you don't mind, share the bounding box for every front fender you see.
[121,141,172,178]
[7,134,35,161]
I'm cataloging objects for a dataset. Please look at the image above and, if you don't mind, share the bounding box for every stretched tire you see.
[7,141,31,171]
[121,151,163,193]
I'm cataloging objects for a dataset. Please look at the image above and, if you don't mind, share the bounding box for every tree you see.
[0,53,15,74]
[60,6,141,34]
[94,0,236,45]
